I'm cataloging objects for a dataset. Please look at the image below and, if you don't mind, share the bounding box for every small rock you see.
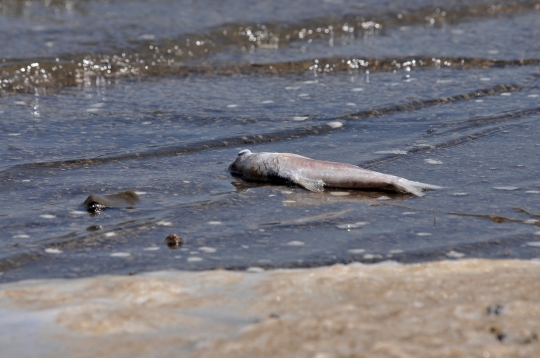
[83,190,140,215]
[486,305,505,316]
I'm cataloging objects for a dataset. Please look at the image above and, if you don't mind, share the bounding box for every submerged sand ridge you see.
[1,259,540,357]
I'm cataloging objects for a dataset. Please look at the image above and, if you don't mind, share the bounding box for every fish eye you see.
[238,149,251,156]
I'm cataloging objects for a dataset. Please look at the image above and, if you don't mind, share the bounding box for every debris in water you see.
[326,121,343,128]
[45,248,62,254]
[329,191,349,196]
[493,186,519,191]
[446,250,465,258]
[165,234,183,249]
[40,214,56,219]
[143,247,160,251]
[83,190,140,215]
[336,222,369,230]
[110,252,131,257]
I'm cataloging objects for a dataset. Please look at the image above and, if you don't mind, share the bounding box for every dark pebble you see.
[166,234,183,249]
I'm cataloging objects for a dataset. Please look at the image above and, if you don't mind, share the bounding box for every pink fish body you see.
[229,149,442,197]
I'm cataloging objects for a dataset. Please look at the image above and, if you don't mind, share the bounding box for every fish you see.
[228,149,443,197]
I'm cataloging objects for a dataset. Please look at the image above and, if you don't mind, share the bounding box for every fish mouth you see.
[228,162,240,174]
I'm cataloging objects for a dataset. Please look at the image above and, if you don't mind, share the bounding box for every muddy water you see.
[1,0,540,282]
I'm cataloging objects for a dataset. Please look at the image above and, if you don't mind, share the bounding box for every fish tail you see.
[395,179,444,197]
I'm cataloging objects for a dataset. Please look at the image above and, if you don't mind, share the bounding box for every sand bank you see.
[1,259,539,357]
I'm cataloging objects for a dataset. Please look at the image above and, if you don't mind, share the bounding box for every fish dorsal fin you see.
[282,152,310,159]
[294,177,325,192]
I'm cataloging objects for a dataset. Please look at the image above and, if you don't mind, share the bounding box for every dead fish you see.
[228,150,443,197]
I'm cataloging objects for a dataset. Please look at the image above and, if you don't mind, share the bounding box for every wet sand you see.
[1,258,539,357]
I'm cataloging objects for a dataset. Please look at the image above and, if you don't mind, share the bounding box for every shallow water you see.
[1,0,540,282]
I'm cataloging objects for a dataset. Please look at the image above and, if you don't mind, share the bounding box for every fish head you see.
[228,149,254,174]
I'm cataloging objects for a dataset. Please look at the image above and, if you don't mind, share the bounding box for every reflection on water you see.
[1,0,539,93]
[1,0,540,282]
[279,189,411,207]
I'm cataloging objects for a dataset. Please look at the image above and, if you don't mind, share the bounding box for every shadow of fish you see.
[229,150,443,197]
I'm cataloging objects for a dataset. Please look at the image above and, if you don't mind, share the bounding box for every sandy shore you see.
[1,259,539,357]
